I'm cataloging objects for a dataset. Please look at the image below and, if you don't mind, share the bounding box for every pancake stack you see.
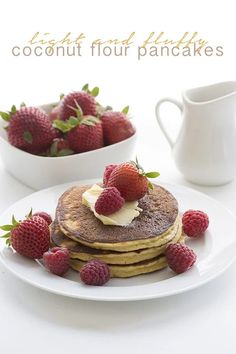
[51,184,184,278]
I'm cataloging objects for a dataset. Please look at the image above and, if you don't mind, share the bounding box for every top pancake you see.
[56,183,178,244]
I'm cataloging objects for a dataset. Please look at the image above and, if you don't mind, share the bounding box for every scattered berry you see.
[95,187,125,216]
[43,247,70,276]
[165,243,197,274]
[1,215,50,259]
[182,210,209,237]
[107,161,159,201]
[80,259,110,285]
[2,106,57,154]
[103,164,117,186]
[32,212,52,225]
[66,116,104,153]
[60,91,97,120]
[100,111,135,145]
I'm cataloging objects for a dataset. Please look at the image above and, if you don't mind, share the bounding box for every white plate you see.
[0,180,236,301]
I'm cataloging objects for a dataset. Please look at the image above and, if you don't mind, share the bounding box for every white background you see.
[1,0,236,353]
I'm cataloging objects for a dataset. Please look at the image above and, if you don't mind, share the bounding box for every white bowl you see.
[0,103,137,190]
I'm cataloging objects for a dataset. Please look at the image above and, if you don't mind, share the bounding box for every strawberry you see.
[0,212,50,259]
[60,91,97,120]
[100,108,135,145]
[53,115,104,153]
[49,138,74,157]
[107,160,160,201]
[0,105,57,154]
[49,105,61,121]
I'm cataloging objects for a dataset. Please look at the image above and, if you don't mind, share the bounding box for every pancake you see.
[51,220,184,265]
[56,183,179,252]
[70,255,169,278]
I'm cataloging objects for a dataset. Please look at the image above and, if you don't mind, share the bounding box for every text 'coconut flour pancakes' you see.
[51,183,185,277]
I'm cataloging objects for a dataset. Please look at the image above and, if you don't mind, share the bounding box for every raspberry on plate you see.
[95,187,125,216]
[182,210,209,237]
[43,247,70,276]
[165,243,197,274]
[80,259,110,285]
[33,211,52,225]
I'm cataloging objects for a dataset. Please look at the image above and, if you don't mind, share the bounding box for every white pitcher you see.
[155,81,236,186]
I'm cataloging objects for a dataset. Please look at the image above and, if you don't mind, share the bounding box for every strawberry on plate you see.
[0,212,50,259]
[0,105,57,154]
[107,160,160,201]
[100,108,135,145]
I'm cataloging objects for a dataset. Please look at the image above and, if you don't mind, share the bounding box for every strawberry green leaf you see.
[20,102,26,108]
[1,232,11,239]
[91,87,99,97]
[11,105,17,113]
[12,215,18,225]
[23,131,33,144]
[27,208,33,218]
[145,172,160,178]
[81,116,100,126]
[148,181,154,190]
[53,120,71,133]
[122,106,129,115]
[68,102,83,118]
[0,225,13,231]
[6,238,11,246]
[82,83,89,92]
[57,148,74,156]
[59,93,65,100]
[50,141,58,156]
[0,111,11,121]
[81,119,95,126]
[68,116,79,127]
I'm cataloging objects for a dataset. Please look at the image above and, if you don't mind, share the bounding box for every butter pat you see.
[82,184,142,226]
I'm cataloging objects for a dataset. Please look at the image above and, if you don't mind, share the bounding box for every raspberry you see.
[166,243,197,274]
[95,187,125,216]
[33,212,52,225]
[103,164,117,186]
[43,247,70,276]
[80,259,110,285]
[182,210,209,237]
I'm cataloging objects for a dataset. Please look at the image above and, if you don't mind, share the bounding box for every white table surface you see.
[1,125,236,354]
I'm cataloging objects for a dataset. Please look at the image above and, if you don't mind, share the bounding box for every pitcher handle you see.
[155,98,183,149]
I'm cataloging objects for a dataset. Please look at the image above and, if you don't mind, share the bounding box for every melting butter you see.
[82,184,142,226]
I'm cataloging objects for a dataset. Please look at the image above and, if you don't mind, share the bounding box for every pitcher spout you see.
[184,81,236,105]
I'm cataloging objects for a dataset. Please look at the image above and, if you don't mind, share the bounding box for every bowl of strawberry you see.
[0,85,136,190]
